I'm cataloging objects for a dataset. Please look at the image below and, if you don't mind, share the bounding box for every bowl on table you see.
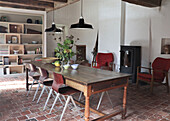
[71,64,79,70]
[63,64,70,70]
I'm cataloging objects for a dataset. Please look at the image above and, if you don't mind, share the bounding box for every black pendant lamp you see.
[70,0,93,29]
[45,7,62,32]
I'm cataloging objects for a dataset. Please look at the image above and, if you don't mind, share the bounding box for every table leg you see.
[122,86,127,119]
[26,67,29,91]
[85,96,90,121]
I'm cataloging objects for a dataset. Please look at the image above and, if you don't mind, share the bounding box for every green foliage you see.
[55,35,76,64]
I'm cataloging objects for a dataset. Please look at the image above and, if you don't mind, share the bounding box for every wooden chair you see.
[34,68,64,111]
[136,57,170,93]
[36,67,53,103]
[92,53,114,71]
[32,67,54,102]
[49,72,81,121]
[26,64,40,96]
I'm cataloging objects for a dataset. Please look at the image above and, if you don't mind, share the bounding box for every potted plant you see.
[55,35,76,69]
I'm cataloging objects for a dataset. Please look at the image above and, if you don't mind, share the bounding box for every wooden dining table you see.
[26,61,131,121]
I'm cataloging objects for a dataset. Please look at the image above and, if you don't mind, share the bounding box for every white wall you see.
[125,0,170,67]
[47,0,170,69]
[98,0,121,69]
[47,0,98,63]
[47,0,121,70]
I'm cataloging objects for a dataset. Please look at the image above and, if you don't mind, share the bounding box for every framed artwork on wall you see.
[161,38,170,54]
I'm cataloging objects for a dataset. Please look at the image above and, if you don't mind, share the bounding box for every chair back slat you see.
[38,67,48,82]
[152,57,170,82]
[96,53,114,67]
[29,64,37,77]
[52,72,65,93]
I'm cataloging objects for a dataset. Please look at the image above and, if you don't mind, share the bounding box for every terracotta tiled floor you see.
[0,74,170,121]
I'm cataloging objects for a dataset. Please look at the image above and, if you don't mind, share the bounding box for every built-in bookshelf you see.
[0,15,44,75]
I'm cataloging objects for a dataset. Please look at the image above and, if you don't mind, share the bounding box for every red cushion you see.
[138,73,163,82]
[138,57,170,84]
[59,86,79,95]
[94,53,113,68]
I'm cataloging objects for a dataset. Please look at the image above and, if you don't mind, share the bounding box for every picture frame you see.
[11,36,18,44]
[161,38,170,54]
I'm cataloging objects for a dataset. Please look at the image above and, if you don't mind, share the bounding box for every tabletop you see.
[30,61,131,86]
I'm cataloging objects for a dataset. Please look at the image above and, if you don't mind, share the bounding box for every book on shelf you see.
[4,57,9,65]
[0,50,8,55]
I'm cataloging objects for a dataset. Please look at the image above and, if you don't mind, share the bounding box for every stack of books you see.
[0,50,8,55]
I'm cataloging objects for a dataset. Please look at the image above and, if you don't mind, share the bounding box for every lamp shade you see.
[70,17,93,29]
[45,23,56,32]
[54,28,62,33]
[45,22,62,32]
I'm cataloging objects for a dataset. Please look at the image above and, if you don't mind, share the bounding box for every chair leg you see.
[62,95,66,102]
[45,87,48,94]
[136,67,140,88]
[59,96,71,121]
[150,81,154,94]
[43,88,53,111]
[106,91,114,108]
[167,84,169,93]
[78,92,83,101]
[48,87,55,98]
[58,96,64,106]
[70,96,77,109]
[53,91,64,106]
[166,74,169,93]
[70,96,82,117]
[136,78,139,88]
[49,93,60,114]
[27,79,36,96]
[36,80,42,89]
[37,85,46,103]
[32,82,40,101]
[96,92,105,110]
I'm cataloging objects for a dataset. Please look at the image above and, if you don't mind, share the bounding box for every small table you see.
[26,61,131,121]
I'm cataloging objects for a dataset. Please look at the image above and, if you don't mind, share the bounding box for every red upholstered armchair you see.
[136,57,170,93]
[92,53,114,71]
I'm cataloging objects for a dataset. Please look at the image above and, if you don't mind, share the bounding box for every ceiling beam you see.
[122,0,162,7]
[39,0,68,3]
[47,0,79,12]
[0,0,54,9]
[0,3,45,11]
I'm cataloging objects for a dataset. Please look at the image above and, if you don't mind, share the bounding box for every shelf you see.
[0,54,23,56]
[22,54,42,56]
[0,33,42,35]
[0,15,43,75]
[3,65,23,67]
[23,44,42,46]
[0,21,42,26]
[9,54,24,56]
[0,54,42,56]
[0,65,24,67]
[21,34,42,35]
[0,44,42,46]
